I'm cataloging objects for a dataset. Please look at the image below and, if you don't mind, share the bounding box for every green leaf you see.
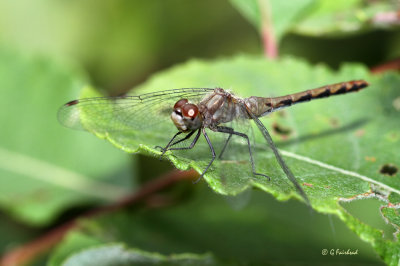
[292,0,392,36]
[230,0,395,39]
[63,245,215,266]
[230,0,314,41]
[49,187,385,265]
[49,232,216,266]
[0,47,133,225]
[76,56,400,264]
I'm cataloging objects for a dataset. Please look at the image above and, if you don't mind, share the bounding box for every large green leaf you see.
[75,56,400,264]
[0,47,133,225]
[230,0,395,39]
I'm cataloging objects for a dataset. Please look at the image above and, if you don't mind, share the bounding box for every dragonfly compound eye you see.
[182,104,199,119]
[174,99,189,109]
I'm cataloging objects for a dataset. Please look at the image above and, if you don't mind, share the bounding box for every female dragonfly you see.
[58,80,368,206]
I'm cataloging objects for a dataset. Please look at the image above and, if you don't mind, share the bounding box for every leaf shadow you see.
[269,118,370,149]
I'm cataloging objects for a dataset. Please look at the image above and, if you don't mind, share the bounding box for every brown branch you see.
[370,57,400,74]
[1,169,198,266]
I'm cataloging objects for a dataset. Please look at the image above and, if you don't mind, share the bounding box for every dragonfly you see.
[58,80,369,206]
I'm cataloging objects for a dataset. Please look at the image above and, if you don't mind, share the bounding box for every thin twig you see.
[0,169,197,266]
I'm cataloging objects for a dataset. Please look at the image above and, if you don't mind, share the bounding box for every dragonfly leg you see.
[218,133,233,159]
[215,126,271,181]
[155,131,182,159]
[169,130,196,148]
[155,130,197,155]
[161,129,201,152]
[193,128,216,184]
[247,111,311,207]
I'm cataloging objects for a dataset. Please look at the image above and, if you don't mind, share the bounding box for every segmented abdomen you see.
[245,80,369,117]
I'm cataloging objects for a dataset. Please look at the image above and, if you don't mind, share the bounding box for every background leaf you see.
[230,0,396,40]
[230,0,314,41]
[49,227,216,266]
[55,241,215,266]
[0,47,134,226]
[292,0,393,36]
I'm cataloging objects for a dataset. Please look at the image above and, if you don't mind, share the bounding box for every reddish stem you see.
[370,58,400,74]
[259,0,278,58]
[1,169,197,266]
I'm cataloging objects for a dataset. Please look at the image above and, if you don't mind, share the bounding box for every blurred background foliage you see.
[2,0,399,93]
[0,0,399,265]
[0,0,261,93]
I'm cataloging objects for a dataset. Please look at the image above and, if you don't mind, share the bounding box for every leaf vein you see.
[280,149,400,195]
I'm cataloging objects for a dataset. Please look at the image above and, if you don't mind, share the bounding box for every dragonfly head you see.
[171,99,202,132]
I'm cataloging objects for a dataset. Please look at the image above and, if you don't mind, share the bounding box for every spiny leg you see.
[193,128,216,184]
[215,126,270,180]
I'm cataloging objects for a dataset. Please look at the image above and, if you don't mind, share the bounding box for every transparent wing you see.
[57,88,215,134]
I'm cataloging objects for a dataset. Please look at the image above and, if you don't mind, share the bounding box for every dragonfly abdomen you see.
[281,80,368,105]
[248,80,368,117]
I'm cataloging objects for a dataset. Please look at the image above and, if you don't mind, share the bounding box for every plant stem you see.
[259,0,278,58]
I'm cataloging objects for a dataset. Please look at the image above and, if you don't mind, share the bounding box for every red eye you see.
[182,104,198,118]
[174,99,188,109]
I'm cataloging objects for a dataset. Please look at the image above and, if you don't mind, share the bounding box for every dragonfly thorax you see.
[198,88,249,128]
[171,98,203,132]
